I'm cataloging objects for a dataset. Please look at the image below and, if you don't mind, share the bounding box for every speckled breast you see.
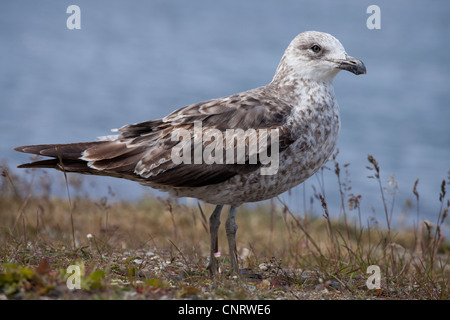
[167,83,341,206]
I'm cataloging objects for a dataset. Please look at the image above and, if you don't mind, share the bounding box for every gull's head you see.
[274,31,366,83]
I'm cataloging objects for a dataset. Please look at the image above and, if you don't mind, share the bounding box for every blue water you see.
[1,1,449,232]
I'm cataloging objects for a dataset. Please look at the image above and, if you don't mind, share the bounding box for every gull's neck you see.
[267,56,335,106]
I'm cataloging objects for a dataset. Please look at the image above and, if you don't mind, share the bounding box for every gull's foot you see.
[206,258,220,277]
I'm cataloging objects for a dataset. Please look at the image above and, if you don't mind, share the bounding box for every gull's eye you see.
[310,44,321,53]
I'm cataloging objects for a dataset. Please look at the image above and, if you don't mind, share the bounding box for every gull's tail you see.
[14,142,106,174]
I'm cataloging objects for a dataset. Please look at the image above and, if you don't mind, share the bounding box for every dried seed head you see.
[413,178,419,200]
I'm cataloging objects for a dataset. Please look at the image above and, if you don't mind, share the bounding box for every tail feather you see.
[13,141,144,179]
[16,158,92,172]
[14,142,107,160]
[14,142,105,173]
[17,159,60,169]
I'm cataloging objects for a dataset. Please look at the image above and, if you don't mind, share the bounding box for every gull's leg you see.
[206,205,223,276]
[225,206,239,274]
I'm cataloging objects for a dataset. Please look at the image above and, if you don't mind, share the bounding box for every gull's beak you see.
[338,55,366,75]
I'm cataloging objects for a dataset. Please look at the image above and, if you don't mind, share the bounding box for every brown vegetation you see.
[0,155,449,300]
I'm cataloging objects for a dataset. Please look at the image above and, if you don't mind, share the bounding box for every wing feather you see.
[15,87,298,188]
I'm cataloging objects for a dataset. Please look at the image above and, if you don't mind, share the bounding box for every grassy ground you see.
[0,155,449,300]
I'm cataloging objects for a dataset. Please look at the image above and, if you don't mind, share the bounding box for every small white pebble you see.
[259,263,268,271]
[240,248,250,260]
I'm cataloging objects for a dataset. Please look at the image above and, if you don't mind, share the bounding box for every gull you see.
[14,31,366,276]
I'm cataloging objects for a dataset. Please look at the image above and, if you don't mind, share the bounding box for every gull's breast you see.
[162,81,341,206]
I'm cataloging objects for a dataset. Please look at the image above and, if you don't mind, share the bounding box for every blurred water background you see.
[1,0,449,233]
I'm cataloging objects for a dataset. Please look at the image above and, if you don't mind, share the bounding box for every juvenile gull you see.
[14,31,366,275]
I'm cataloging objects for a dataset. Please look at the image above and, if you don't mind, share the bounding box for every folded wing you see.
[15,90,297,187]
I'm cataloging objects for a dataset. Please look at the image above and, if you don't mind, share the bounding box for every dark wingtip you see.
[13,146,26,152]
[16,159,60,169]
[13,145,44,154]
[17,163,32,169]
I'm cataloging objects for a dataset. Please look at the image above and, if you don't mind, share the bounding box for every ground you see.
[0,159,449,300]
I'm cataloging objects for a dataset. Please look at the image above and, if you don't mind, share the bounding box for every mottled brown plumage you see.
[14,31,365,275]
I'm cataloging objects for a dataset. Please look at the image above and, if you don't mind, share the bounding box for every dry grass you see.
[0,155,449,300]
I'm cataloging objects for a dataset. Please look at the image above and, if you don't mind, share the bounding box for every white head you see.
[273,31,366,83]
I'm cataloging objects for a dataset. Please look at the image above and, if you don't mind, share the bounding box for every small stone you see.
[259,263,269,271]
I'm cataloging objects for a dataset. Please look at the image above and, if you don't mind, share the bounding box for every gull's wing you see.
[15,89,297,187]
